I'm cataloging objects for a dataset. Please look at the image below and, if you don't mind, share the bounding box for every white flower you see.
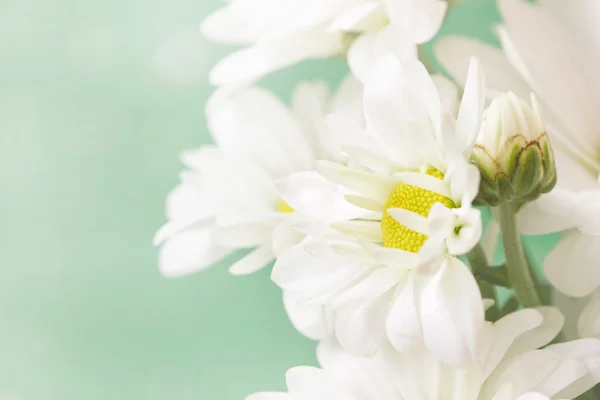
[436,0,600,298]
[247,308,600,400]
[273,54,486,365]
[201,0,449,85]
[154,77,365,277]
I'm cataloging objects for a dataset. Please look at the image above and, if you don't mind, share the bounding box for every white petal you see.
[480,308,544,378]
[272,244,367,305]
[384,0,448,44]
[159,228,232,277]
[315,160,398,202]
[426,202,456,240]
[334,293,391,357]
[229,244,274,275]
[388,207,430,236]
[209,32,344,86]
[481,218,500,264]
[578,289,600,338]
[420,257,484,366]
[482,350,584,399]
[283,290,332,341]
[348,25,417,84]
[516,393,549,400]
[200,5,259,45]
[547,338,600,398]
[449,160,480,208]
[327,2,383,32]
[276,171,365,222]
[544,229,600,297]
[364,55,444,169]
[386,276,423,352]
[212,220,275,247]
[396,172,452,199]
[207,86,314,177]
[432,74,459,116]
[435,37,531,99]
[272,217,305,257]
[285,366,353,399]
[291,80,331,152]
[330,220,383,243]
[447,207,482,256]
[498,0,600,151]
[504,307,565,358]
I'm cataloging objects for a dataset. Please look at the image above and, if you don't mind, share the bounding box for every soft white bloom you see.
[578,290,600,339]
[437,0,600,297]
[247,308,600,400]
[154,77,365,277]
[273,54,487,365]
[201,0,449,85]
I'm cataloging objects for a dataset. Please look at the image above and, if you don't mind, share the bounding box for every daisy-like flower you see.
[201,0,449,85]
[273,54,486,365]
[436,0,600,298]
[247,308,600,400]
[154,77,366,277]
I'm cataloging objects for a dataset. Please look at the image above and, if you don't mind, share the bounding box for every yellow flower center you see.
[381,169,455,252]
[276,199,294,213]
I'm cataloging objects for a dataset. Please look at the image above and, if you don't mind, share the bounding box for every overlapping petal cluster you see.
[155,0,600,398]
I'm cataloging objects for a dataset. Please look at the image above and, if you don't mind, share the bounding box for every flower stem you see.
[467,243,498,321]
[499,203,544,308]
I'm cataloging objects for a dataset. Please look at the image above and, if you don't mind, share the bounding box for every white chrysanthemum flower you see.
[437,0,600,298]
[273,54,487,365]
[201,0,449,85]
[247,308,600,400]
[154,77,366,277]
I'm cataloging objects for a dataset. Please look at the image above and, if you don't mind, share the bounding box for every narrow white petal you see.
[229,244,274,275]
[212,221,274,247]
[481,309,543,378]
[210,33,344,86]
[344,194,385,213]
[388,208,430,236]
[505,307,565,358]
[396,172,452,198]
[435,37,531,99]
[316,160,398,202]
[276,171,366,223]
[159,228,232,277]
[330,220,383,242]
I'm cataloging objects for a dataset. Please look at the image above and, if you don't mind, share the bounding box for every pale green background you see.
[0,0,551,398]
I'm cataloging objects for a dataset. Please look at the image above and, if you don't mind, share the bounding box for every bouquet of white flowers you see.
[155,0,600,398]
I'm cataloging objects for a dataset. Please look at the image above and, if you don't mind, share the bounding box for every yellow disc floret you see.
[276,199,294,213]
[381,168,455,252]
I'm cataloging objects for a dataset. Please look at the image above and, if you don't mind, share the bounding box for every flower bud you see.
[471,92,556,206]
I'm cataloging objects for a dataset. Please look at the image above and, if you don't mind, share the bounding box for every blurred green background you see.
[0,0,540,398]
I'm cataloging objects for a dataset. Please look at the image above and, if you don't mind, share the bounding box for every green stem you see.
[499,203,544,308]
[467,243,498,321]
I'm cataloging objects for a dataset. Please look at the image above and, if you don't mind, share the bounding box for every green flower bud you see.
[471,92,556,206]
